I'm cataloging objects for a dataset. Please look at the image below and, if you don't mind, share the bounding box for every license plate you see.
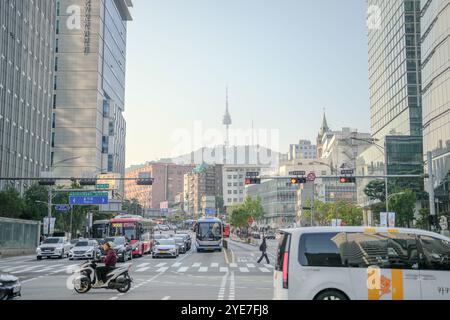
[160,251,168,254]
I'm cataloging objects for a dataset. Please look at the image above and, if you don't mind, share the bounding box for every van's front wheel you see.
[314,290,348,301]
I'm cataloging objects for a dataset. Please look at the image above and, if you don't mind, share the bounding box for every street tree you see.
[388,189,416,228]
[22,184,48,221]
[0,187,25,219]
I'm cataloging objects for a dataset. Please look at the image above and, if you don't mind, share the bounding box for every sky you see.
[124,0,370,167]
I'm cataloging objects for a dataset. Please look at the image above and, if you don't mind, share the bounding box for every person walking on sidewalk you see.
[257,236,270,264]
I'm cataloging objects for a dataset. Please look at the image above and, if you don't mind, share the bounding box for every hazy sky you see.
[124,0,370,166]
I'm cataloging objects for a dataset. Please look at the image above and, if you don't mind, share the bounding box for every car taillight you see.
[282,251,289,289]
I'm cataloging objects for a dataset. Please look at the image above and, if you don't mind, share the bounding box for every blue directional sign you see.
[69,192,109,205]
[205,208,216,215]
[55,205,71,212]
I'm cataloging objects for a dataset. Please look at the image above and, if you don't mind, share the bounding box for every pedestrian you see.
[257,236,270,264]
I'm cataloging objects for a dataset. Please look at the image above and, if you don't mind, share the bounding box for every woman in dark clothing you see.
[257,236,270,264]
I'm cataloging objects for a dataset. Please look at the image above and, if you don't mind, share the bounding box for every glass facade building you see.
[422,0,450,208]
[358,0,423,207]
[0,0,56,192]
[52,0,132,193]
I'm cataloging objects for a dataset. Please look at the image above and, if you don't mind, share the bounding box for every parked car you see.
[152,239,178,258]
[104,237,133,262]
[173,236,187,254]
[69,239,99,260]
[0,273,21,300]
[36,237,71,260]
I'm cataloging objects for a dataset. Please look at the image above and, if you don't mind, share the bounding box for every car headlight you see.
[69,250,74,254]
[86,248,94,253]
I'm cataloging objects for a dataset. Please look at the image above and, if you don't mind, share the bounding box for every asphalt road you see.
[0,237,278,300]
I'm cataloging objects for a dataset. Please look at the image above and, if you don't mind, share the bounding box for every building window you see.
[103,100,110,117]
[53,76,57,90]
[55,39,59,53]
[56,20,60,34]
[108,155,114,172]
[54,57,58,71]
[102,136,109,153]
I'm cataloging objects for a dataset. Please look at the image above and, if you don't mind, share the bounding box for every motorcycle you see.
[73,250,133,294]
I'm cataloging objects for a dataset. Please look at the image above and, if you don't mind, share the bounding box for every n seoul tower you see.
[222,87,232,147]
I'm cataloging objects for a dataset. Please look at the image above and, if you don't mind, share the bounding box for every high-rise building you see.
[0,1,57,192]
[124,162,194,210]
[422,0,450,209]
[51,0,133,192]
[287,140,317,162]
[358,0,424,208]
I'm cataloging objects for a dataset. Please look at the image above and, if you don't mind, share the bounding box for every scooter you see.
[73,251,133,294]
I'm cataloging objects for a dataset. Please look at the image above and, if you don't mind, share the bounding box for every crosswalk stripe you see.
[172,263,182,267]
[247,263,256,268]
[264,264,273,269]
[259,267,271,273]
[156,267,169,273]
[10,265,45,274]
[136,263,150,268]
[192,263,201,267]
[33,264,64,273]
[2,266,27,272]
[156,263,167,268]
[220,267,229,273]
[239,267,249,273]
[229,263,237,268]
[198,267,208,272]
[211,263,219,268]
[136,267,151,272]
[177,267,189,273]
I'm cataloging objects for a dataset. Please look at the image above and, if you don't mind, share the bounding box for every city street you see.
[0,238,278,300]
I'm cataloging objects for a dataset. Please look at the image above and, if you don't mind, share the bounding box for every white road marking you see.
[155,263,167,267]
[136,267,151,272]
[161,296,171,300]
[247,263,256,268]
[239,267,249,273]
[33,265,63,273]
[211,263,219,268]
[109,297,118,300]
[220,267,229,273]
[218,272,229,300]
[229,263,238,268]
[259,267,271,273]
[172,262,182,267]
[229,272,235,300]
[198,267,208,272]
[136,263,150,268]
[264,264,273,269]
[177,267,189,273]
[192,263,201,267]
[156,266,169,273]
[10,265,45,274]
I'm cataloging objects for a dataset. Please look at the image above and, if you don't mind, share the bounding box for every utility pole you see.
[47,188,53,236]
[384,140,389,213]
[427,152,436,230]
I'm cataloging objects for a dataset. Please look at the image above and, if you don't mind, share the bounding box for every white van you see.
[273,227,450,300]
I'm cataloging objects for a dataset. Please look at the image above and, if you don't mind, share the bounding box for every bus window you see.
[197,222,222,241]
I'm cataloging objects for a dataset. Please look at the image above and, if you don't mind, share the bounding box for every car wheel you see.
[37,256,42,260]
[314,290,349,301]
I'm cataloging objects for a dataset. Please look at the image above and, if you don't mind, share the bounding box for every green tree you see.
[388,189,416,228]
[122,198,143,215]
[364,180,387,202]
[229,197,264,228]
[22,184,48,221]
[0,187,25,218]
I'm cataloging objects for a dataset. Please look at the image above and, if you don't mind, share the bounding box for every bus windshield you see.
[197,222,222,241]
[110,222,138,241]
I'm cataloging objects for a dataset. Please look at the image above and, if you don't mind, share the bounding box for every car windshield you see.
[106,238,125,245]
[75,241,89,247]
[44,238,62,244]
[174,238,184,243]
[156,239,175,246]
[197,222,222,241]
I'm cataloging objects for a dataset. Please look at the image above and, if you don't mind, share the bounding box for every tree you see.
[229,197,264,229]
[364,180,386,202]
[22,184,48,221]
[122,198,143,215]
[0,187,25,218]
[388,189,416,228]
[303,200,364,226]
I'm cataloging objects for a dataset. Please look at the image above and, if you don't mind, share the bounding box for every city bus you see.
[195,217,223,252]
[92,220,110,239]
[109,215,156,257]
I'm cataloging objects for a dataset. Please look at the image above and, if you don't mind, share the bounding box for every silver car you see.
[152,239,178,258]
[69,240,99,260]
[36,237,71,260]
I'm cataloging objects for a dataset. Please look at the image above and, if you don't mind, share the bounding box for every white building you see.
[287,140,317,161]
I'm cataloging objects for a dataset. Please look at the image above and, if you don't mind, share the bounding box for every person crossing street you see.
[257,235,270,264]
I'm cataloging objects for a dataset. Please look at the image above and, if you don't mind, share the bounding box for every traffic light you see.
[38,178,56,186]
[79,178,97,186]
[245,178,261,185]
[137,178,153,186]
[290,177,307,185]
[339,177,356,184]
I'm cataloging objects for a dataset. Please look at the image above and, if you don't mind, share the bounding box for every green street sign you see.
[69,192,108,197]
[96,184,110,189]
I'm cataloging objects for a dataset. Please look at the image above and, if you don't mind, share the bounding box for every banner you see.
[43,217,56,235]
[388,212,396,227]
[380,212,388,227]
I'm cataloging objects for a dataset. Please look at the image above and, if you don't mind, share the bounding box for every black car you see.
[0,274,21,300]
[175,233,192,251]
[104,237,133,262]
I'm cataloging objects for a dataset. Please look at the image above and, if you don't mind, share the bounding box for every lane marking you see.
[211,263,219,268]
[155,263,167,267]
[229,263,238,268]
[239,267,249,273]
[192,262,201,267]
[264,264,274,269]
[259,267,271,273]
[161,296,171,300]
[198,267,208,272]
[218,272,229,300]
[247,263,256,268]
[156,267,169,273]
[136,263,150,268]
[220,267,229,273]
[136,266,151,272]
[172,262,182,267]
[229,272,235,300]
[177,267,189,273]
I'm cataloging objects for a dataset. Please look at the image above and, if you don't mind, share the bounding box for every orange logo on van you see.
[379,276,391,297]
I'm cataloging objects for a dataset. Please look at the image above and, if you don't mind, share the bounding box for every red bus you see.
[223,223,230,238]
[109,215,155,257]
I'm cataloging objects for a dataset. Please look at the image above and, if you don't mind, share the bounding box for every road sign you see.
[96,184,109,189]
[341,169,355,175]
[205,208,216,215]
[289,171,306,176]
[246,172,260,178]
[69,192,109,205]
[55,205,71,212]
[307,172,316,182]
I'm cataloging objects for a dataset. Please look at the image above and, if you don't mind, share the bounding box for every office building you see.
[0,1,56,192]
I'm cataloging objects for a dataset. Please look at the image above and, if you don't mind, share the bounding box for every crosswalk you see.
[0,261,274,276]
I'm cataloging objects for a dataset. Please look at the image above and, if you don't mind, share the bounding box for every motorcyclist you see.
[94,241,117,287]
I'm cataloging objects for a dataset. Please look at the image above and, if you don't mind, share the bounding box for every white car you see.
[69,239,99,260]
[36,237,71,260]
[152,239,179,258]
[273,226,450,300]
